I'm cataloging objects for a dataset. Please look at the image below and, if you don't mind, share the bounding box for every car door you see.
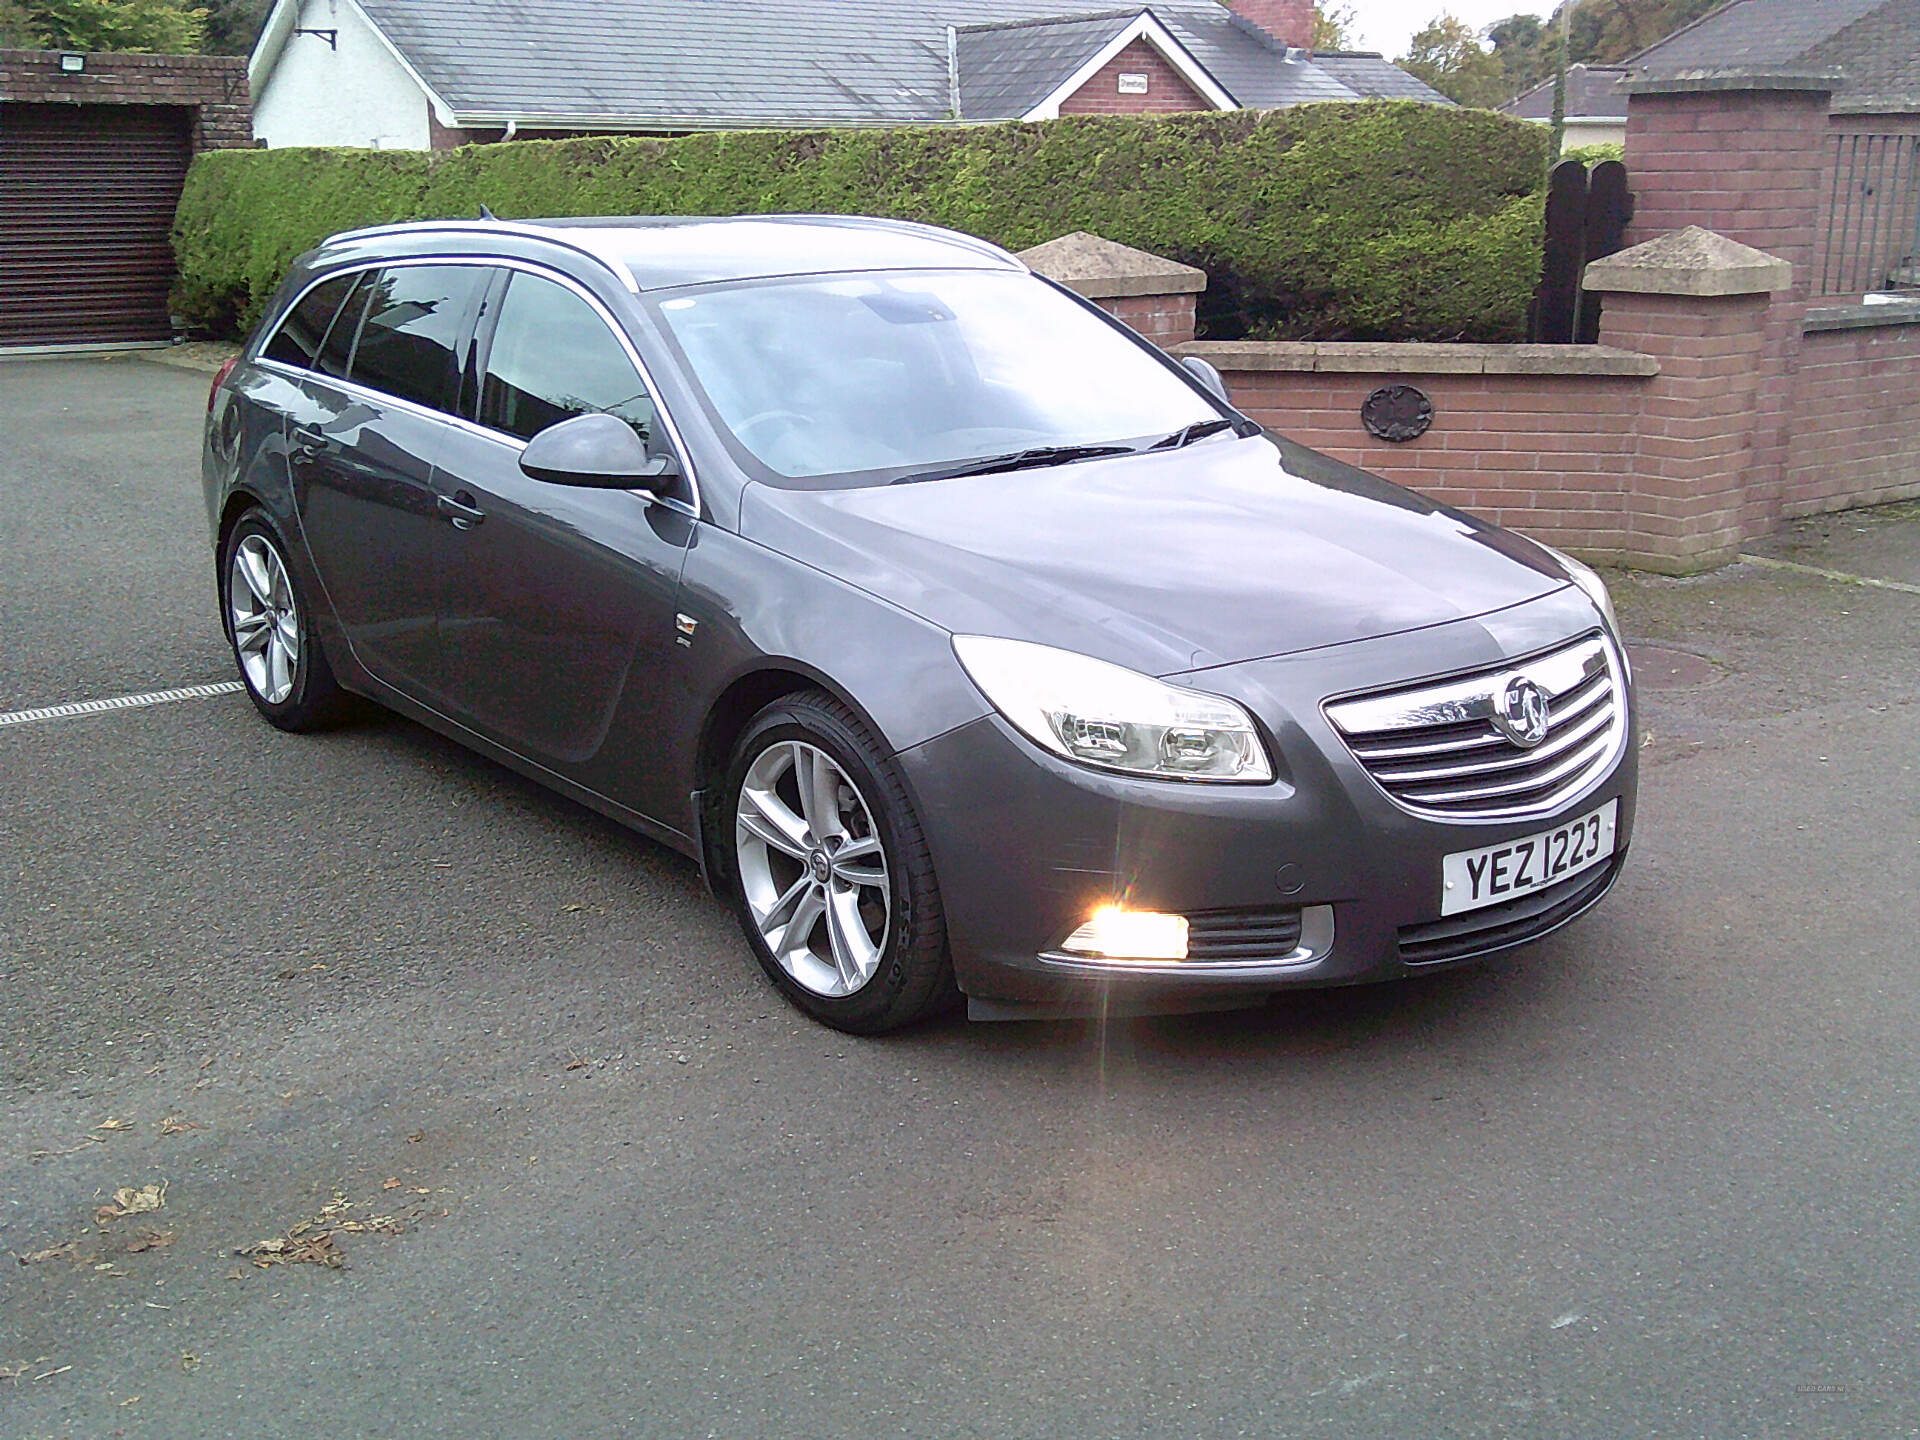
[285,262,488,699]
[426,265,695,800]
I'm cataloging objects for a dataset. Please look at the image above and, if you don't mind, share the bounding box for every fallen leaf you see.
[124,1230,174,1255]
[14,1242,76,1266]
[564,1059,589,1072]
[98,1184,166,1221]
[28,1137,105,1161]
[158,1116,203,1137]
[382,1177,402,1190]
[405,1131,425,1144]
[92,1118,134,1134]
[237,1232,344,1269]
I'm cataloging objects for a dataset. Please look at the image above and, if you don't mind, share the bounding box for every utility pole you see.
[1549,0,1571,160]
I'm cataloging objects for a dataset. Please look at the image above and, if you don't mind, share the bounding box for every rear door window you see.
[479,271,655,443]
[262,273,357,370]
[347,264,488,414]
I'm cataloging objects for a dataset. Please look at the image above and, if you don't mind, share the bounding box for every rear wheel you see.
[723,692,955,1033]
[221,511,350,732]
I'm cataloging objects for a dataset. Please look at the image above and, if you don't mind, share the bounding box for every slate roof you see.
[326,0,1425,129]
[1502,63,1633,122]
[1630,0,1920,110]
[955,11,1144,119]
[1308,52,1452,103]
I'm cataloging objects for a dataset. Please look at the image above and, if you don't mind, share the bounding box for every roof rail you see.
[322,219,641,292]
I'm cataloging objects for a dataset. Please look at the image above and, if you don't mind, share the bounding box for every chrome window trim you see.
[1036,905,1334,979]
[253,254,702,521]
[1323,632,1630,826]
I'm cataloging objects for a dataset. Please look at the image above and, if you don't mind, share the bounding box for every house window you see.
[1118,73,1149,95]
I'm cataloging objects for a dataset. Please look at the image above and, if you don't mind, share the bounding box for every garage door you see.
[0,103,192,349]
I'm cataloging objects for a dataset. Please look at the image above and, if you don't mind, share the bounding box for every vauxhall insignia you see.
[1492,676,1551,748]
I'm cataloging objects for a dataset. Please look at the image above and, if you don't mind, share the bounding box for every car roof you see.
[314,213,1025,293]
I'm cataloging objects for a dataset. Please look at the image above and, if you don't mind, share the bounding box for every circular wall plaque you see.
[1361,384,1434,442]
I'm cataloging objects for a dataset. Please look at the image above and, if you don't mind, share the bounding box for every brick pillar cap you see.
[1626,68,1839,96]
[1584,225,1791,297]
[1015,231,1207,299]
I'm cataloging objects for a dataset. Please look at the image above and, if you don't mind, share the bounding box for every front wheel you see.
[723,692,956,1033]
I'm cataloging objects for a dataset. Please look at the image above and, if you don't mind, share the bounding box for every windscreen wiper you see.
[1146,417,1239,451]
[893,443,1137,484]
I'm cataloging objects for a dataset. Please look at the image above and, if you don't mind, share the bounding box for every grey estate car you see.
[203,214,1637,1032]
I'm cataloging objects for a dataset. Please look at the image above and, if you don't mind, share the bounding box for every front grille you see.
[1185,907,1304,962]
[1324,633,1627,821]
[1397,857,1621,966]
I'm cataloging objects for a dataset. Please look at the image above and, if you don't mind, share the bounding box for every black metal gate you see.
[1530,158,1632,345]
[0,103,192,349]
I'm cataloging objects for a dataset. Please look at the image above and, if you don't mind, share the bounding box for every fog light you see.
[1061,906,1189,961]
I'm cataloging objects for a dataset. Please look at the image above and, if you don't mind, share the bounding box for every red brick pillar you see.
[1623,73,1834,538]
[1014,231,1206,348]
[1589,228,1791,571]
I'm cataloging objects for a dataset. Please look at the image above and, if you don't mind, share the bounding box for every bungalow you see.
[247,0,1447,150]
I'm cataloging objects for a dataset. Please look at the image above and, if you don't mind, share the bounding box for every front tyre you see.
[221,510,349,732]
[724,692,956,1033]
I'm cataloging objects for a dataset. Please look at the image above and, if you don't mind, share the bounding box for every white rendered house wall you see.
[254,0,434,149]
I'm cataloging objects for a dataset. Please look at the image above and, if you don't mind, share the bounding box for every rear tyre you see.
[221,511,350,733]
[722,691,956,1034]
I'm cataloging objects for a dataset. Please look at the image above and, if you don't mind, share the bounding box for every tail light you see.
[208,356,240,413]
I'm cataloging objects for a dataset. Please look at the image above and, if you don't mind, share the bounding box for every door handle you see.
[437,490,486,529]
[290,428,331,463]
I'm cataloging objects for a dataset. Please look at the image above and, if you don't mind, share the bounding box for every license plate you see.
[1440,799,1618,916]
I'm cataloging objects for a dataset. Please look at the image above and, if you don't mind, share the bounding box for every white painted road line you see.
[0,681,246,729]
[1739,553,1920,596]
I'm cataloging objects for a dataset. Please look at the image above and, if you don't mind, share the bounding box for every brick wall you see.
[1624,78,1832,543]
[1208,364,1648,557]
[1058,39,1208,115]
[1784,316,1920,515]
[1097,292,1199,346]
[0,49,251,153]
[1153,73,1920,572]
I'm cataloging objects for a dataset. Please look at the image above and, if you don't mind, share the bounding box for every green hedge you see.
[173,102,1550,342]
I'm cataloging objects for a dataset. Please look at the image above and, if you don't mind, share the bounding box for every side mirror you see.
[1181,354,1231,405]
[519,412,681,491]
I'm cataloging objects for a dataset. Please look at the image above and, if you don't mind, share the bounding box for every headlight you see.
[1543,545,1618,634]
[952,636,1273,783]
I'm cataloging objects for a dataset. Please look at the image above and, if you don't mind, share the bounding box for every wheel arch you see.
[691,661,925,890]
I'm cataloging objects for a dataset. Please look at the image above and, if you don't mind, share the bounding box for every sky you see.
[1344,1,1549,60]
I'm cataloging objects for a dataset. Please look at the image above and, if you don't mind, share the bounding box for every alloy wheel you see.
[734,740,891,998]
[228,533,301,706]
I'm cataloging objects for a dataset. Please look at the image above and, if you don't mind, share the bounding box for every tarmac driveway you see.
[2,355,1918,1439]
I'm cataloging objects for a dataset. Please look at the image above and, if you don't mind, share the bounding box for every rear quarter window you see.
[261,273,358,370]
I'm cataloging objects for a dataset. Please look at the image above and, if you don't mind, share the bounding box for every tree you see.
[1398,13,1511,109]
[201,0,267,55]
[1312,2,1358,50]
[1487,13,1554,95]
[15,0,207,51]
[0,0,37,43]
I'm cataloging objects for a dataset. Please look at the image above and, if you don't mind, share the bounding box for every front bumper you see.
[894,589,1638,1013]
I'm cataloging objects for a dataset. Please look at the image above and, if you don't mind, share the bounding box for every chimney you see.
[1225,0,1317,51]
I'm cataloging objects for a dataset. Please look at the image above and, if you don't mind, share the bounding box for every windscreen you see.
[653,270,1219,485]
